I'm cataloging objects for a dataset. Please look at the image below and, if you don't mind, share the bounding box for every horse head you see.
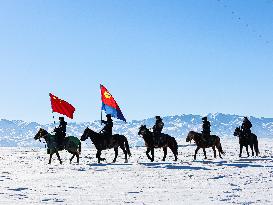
[234,127,241,137]
[81,127,98,141]
[34,128,48,142]
[138,125,148,136]
[186,131,195,142]
[81,127,91,141]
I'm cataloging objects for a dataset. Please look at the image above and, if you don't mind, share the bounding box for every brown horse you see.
[138,125,178,162]
[186,131,225,160]
[34,128,81,164]
[80,127,131,163]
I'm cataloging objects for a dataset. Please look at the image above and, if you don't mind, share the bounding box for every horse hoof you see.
[112,161,116,163]
[125,160,128,163]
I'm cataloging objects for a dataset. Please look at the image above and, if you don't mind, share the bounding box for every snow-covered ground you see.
[0,138,273,205]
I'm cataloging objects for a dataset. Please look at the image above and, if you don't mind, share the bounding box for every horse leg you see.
[76,153,79,164]
[56,151,62,164]
[169,146,178,161]
[239,145,243,157]
[151,148,154,162]
[203,148,207,159]
[212,146,216,158]
[246,146,249,157]
[96,150,102,163]
[120,145,128,163]
[250,144,254,156]
[146,148,152,161]
[194,147,200,160]
[70,154,75,164]
[162,147,167,161]
[217,147,222,159]
[113,147,118,163]
[48,153,52,164]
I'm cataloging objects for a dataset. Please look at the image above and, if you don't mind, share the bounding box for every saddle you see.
[153,133,164,147]
[202,135,214,146]
[243,131,251,139]
[98,133,115,149]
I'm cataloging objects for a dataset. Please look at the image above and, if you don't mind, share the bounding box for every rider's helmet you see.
[59,117,64,122]
[202,117,207,121]
[106,114,112,119]
[155,116,161,120]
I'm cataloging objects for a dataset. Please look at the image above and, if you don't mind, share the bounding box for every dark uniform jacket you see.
[153,119,164,134]
[101,119,113,136]
[242,119,252,130]
[242,119,252,136]
[202,121,211,135]
[58,121,67,135]
[54,120,67,148]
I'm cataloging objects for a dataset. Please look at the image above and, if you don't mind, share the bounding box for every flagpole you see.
[49,93,56,125]
[52,111,56,125]
[100,84,103,125]
[101,109,103,125]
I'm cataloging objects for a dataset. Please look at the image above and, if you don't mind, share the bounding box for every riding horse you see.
[34,128,81,164]
[186,131,225,160]
[138,125,178,162]
[234,127,259,157]
[80,127,131,163]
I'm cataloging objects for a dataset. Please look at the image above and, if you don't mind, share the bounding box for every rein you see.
[38,132,50,143]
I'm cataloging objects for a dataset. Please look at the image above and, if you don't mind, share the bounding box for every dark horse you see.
[234,127,259,157]
[186,131,225,160]
[80,127,131,163]
[34,128,81,164]
[138,125,178,162]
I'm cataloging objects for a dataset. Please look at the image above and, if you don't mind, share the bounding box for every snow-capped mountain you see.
[0,113,273,147]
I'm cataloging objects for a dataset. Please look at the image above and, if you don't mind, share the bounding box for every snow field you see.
[0,138,272,204]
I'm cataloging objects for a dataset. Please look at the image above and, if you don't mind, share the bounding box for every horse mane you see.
[86,127,101,138]
[189,130,197,135]
[188,130,201,137]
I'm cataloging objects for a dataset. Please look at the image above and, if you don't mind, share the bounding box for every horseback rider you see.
[153,116,164,134]
[101,114,113,136]
[54,117,67,149]
[202,117,211,142]
[152,116,164,145]
[241,117,252,138]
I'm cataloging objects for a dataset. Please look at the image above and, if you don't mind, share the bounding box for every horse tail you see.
[168,136,178,156]
[173,137,178,156]
[217,138,225,155]
[253,135,259,155]
[124,137,131,157]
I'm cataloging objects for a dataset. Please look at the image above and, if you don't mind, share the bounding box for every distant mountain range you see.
[0,113,273,147]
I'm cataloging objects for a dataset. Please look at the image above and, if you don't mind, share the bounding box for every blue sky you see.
[0,0,273,124]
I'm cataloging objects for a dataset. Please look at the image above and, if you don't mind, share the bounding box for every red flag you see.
[49,93,75,119]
